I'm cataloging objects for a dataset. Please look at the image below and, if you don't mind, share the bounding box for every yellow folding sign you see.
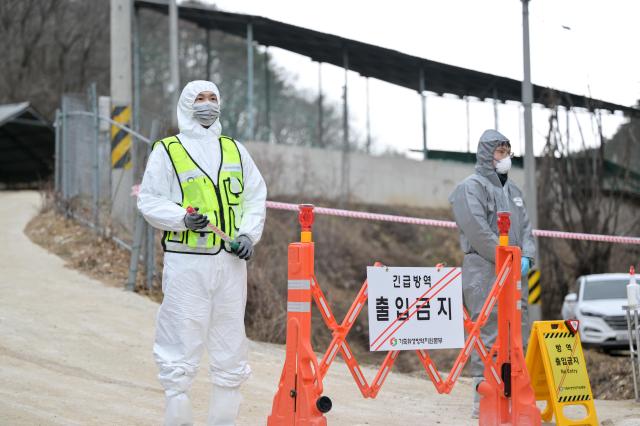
[525,320,598,426]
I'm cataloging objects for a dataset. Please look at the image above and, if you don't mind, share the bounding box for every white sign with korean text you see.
[367,266,464,351]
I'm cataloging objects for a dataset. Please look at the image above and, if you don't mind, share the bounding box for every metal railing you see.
[624,305,640,402]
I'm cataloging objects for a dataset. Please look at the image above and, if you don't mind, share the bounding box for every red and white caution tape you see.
[266,201,457,229]
[130,187,639,245]
[532,229,640,245]
[266,201,640,245]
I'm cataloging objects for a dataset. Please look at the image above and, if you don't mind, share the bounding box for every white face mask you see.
[193,101,220,127]
[495,156,512,174]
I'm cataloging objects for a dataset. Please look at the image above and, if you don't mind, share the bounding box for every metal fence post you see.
[90,83,100,230]
[54,109,61,196]
[145,220,155,290]
[246,21,254,140]
[126,212,145,291]
[61,97,69,209]
[144,120,160,290]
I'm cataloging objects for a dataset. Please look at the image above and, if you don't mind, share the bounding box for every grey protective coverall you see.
[448,129,536,389]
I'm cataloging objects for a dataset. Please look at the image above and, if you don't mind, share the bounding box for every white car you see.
[561,273,637,350]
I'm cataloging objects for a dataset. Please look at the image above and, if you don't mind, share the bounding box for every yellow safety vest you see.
[153,135,244,255]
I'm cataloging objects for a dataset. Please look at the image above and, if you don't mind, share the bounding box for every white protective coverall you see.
[448,129,535,412]
[137,80,267,426]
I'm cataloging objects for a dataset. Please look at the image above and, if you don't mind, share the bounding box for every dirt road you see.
[1,191,638,425]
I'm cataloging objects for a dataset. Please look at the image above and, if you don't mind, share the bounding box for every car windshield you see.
[582,279,628,300]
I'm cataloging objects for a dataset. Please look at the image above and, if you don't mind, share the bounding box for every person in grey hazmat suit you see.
[138,80,267,425]
[448,129,535,418]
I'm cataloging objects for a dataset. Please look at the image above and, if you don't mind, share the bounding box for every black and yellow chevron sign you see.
[528,268,541,305]
[111,105,132,169]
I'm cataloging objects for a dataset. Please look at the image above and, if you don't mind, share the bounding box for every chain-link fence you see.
[55,83,161,291]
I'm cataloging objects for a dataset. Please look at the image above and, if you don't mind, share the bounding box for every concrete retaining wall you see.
[245,142,525,209]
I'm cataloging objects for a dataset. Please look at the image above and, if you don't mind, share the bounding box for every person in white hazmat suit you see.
[448,129,535,419]
[137,80,267,426]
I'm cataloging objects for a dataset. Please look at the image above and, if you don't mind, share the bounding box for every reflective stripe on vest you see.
[153,135,244,255]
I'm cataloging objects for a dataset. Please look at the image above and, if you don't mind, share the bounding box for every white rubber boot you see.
[207,384,242,426]
[165,391,193,426]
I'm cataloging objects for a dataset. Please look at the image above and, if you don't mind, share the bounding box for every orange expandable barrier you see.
[268,207,541,426]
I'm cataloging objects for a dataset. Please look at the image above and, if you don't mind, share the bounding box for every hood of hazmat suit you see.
[448,129,535,385]
[137,81,267,426]
[138,79,266,240]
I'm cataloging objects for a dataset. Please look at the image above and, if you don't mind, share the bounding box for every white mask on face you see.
[193,101,220,127]
[495,156,512,174]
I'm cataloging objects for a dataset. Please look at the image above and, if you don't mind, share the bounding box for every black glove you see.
[183,207,210,230]
[232,235,254,260]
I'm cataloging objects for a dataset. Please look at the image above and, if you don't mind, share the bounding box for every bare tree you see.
[0,0,363,150]
[0,0,109,118]
[537,105,640,318]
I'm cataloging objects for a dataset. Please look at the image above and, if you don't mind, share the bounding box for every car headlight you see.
[579,309,603,318]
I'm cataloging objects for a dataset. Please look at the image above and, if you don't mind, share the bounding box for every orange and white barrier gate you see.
[268,205,540,425]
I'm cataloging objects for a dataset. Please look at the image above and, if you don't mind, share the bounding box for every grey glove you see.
[184,207,210,230]
[232,234,254,260]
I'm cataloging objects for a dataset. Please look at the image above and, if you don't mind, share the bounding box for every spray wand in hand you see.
[186,206,239,253]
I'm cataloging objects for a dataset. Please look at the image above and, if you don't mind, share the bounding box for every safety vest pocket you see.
[188,230,213,249]
[229,176,243,194]
[227,206,241,233]
[167,230,185,244]
[223,177,243,206]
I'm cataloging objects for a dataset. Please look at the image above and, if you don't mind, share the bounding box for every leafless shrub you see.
[537,106,640,317]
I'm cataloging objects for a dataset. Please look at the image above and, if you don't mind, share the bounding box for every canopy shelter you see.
[0,102,54,187]
[136,0,639,117]
[135,0,639,175]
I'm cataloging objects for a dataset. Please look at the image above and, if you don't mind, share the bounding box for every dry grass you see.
[26,209,134,288]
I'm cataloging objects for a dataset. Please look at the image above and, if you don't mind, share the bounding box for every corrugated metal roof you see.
[136,0,640,117]
[0,102,30,127]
